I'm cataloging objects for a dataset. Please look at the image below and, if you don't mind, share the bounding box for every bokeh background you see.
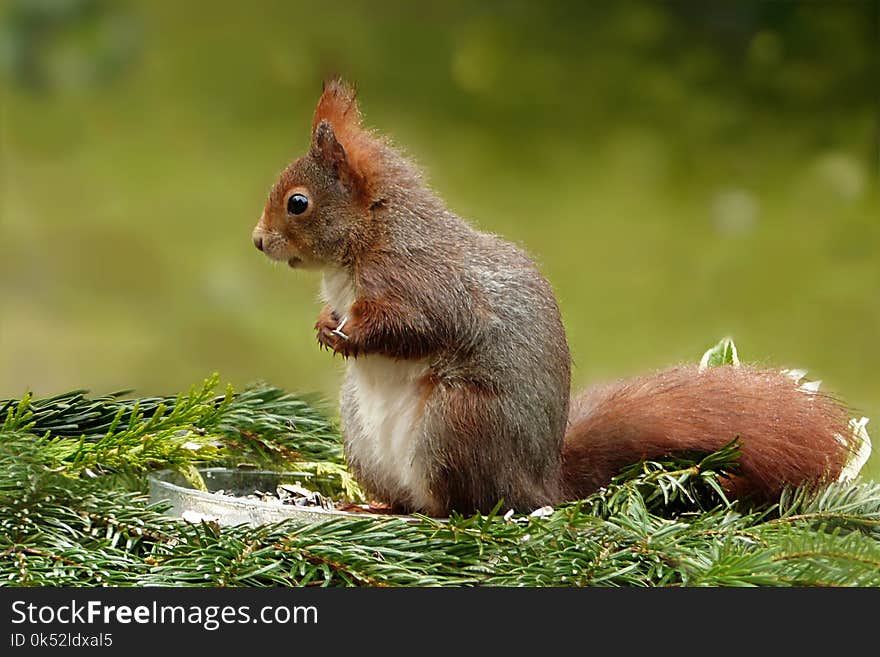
[2,1,878,478]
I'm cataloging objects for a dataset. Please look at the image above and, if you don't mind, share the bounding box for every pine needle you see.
[1,378,878,587]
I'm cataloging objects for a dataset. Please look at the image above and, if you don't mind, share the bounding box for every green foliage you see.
[0,374,345,477]
[699,337,740,369]
[1,377,879,587]
[604,438,741,513]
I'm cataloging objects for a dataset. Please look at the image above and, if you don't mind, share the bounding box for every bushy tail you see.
[562,365,860,503]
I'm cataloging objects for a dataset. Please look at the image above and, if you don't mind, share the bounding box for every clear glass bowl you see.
[147,467,387,526]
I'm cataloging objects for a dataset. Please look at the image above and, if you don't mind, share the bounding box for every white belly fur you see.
[320,269,433,509]
[347,358,432,509]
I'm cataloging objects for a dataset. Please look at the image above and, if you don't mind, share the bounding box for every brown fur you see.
[311,79,361,143]
[255,78,861,515]
[311,79,386,203]
[562,365,856,502]
[314,282,463,361]
[423,379,562,515]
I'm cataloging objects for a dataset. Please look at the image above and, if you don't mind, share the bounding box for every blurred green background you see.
[1,1,877,478]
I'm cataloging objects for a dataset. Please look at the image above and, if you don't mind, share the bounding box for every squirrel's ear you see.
[312,119,365,194]
[312,120,347,170]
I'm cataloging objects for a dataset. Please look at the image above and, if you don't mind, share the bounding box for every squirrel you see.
[251,78,863,516]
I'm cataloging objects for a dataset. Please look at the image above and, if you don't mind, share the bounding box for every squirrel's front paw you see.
[315,309,358,357]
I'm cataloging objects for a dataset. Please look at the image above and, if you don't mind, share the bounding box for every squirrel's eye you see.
[287,193,309,216]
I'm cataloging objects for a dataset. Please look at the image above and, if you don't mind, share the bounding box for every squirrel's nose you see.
[253,234,264,252]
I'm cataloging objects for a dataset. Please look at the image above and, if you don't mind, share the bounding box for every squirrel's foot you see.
[316,310,356,356]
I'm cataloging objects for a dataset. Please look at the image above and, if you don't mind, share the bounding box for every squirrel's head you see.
[252,78,386,269]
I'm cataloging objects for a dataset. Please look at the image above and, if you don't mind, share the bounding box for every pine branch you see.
[773,481,880,538]
[1,379,878,588]
[0,376,345,481]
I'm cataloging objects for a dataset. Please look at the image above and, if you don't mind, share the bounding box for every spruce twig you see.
[1,378,878,587]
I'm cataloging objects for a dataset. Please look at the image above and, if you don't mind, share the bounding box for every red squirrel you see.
[252,79,863,516]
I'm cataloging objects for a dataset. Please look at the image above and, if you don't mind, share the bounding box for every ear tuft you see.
[309,78,380,201]
[312,78,361,140]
